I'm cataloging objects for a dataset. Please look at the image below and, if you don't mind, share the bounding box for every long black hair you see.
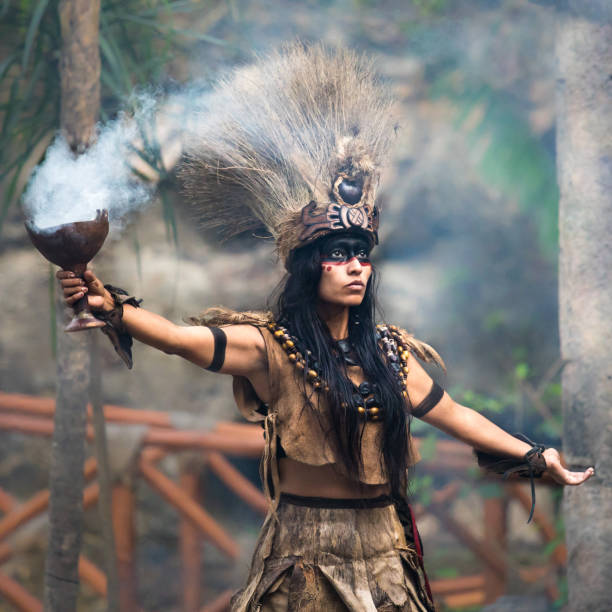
[270,235,415,497]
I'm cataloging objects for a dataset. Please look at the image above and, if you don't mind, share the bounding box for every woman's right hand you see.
[56,269,114,313]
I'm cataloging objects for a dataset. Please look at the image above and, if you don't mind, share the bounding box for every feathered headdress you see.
[179,42,398,266]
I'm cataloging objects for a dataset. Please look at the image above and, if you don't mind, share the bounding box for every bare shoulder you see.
[214,324,267,378]
[223,324,266,354]
[404,352,434,405]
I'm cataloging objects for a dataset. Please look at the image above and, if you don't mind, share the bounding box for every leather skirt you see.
[230,494,435,612]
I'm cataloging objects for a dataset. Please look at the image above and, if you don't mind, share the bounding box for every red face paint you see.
[321,258,371,268]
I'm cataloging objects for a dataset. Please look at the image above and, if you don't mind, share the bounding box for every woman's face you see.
[317,233,372,307]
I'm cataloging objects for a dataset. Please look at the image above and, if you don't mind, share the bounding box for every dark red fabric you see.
[407,503,433,603]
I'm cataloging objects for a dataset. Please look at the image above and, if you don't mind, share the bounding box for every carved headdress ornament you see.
[180,43,397,267]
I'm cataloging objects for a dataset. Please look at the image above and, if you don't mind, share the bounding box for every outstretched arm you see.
[405,353,594,486]
[57,269,266,379]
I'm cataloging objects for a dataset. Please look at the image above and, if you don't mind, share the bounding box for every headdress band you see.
[298,201,379,245]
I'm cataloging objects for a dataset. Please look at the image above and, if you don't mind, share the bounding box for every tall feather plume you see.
[179,42,398,262]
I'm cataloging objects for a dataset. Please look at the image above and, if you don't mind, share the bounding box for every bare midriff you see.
[278,457,390,499]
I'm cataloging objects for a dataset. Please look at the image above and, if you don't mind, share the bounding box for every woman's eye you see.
[330,249,345,258]
[357,250,369,259]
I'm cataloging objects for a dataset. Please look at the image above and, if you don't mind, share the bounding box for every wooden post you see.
[112,482,138,611]
[180,462,203,612]
[556,7,612,610]
[90,334,120,610]
[43,0,101,610]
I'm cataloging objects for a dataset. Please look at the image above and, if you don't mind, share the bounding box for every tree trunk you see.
[43,1,100,610]
[556,10,612,612]
[58,0,101,153]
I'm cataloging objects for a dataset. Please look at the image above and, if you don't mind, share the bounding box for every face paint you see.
[320,235,372,268]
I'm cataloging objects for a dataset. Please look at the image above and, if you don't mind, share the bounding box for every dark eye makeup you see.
[321,236,371,263]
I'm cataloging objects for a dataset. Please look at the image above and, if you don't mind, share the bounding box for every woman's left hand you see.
[543,448,595,485]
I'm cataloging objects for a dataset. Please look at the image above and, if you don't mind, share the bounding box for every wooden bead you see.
[289,353,297,362]
[369,406,379,415]
[357,406,366,414]
[308,369,318,379]
[274,329,284,338]
[296,361,304,370]
[285,339,294,348]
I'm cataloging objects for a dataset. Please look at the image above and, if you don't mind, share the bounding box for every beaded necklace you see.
[266,320,411,421]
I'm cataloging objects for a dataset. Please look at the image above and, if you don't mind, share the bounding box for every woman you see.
[58,44,593,611]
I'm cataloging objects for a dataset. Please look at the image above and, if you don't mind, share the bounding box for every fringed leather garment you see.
[230,325,438,612]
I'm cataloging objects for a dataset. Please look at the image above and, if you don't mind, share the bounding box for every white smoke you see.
[22,86,206,235]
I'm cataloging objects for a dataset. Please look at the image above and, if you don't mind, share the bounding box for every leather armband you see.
[411,382,444,418]
[205,326,227,372]
[96,284,142,370]
[474,433,547,523]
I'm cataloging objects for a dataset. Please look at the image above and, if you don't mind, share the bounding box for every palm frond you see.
[22,0,51,70]
[1,0,232,241]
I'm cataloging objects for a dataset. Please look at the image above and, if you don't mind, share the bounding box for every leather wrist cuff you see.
[474,433,547,524]
[96,284,142,370]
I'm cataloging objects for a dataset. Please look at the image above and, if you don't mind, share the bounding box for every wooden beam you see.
[207,452,268,515]
[0,570,43,612]
[139,460,239,559]
[181,468,203,612]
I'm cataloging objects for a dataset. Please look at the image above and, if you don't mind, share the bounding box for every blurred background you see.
[0,0,571,610]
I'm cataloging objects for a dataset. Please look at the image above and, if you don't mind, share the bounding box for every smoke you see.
[22,86,206,235]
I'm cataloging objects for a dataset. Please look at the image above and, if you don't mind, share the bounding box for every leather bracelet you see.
[96,284,142,370]
[474,433,547,524]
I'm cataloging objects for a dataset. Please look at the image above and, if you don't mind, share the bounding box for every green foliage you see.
[434,566,459,579]
[0,0,61,232]
[419,431,438,461]
[449,351,564,451]
[483,309,506,332]
[456,388,505,414]
[431,75,559,259]
[409,473,433,506]
[0,0,225,237]
[549,509,568,608]
[1,0,228,355]
[535,411,562,438]
[553,574,568,609]
[514,361,529,381]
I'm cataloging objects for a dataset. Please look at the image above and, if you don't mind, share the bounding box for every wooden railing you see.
[0,392,565,611]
